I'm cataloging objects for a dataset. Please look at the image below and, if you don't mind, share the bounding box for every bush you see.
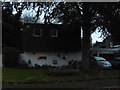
[2,47,20,68]
[41,65,56,69]
[16,60,29,69]
[34,64,41,69]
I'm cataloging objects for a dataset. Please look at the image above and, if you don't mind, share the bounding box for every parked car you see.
[108,57,120,69]
[90,56,112,69]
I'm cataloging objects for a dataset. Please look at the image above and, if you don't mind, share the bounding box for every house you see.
[92,36,113,48]
[91,36,120,60]
[19,23,82,67]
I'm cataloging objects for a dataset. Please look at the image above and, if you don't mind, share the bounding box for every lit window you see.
[50,29,58,37]
[33,28,42,37]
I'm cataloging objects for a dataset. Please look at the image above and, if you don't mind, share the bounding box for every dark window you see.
[50,29,58,37]
[33,28,42,37]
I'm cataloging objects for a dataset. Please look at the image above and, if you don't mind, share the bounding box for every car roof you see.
[93,56,106,61]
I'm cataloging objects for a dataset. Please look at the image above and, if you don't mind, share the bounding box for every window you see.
[50,29,58,37]
[33,28,42,37]
[53,60,57,65]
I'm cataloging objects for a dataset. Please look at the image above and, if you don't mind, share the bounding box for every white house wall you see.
[19,51,82,67]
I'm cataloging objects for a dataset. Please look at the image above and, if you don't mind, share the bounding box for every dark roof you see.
[23,23,81,51]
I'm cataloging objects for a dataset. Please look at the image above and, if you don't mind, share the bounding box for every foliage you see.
[2,47,20,68]
[39,65,56,69]
[92,2,120,43]
[34,64,41,69]
[2,2,22,50]
[16,60,29,69]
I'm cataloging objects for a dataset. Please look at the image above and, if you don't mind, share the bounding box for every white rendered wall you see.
[19,51,82,67]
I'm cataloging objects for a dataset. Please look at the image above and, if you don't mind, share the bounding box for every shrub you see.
[41,65,55,69]
[34,64,41,69]
[2,47,20,68]
[16,60,29,69]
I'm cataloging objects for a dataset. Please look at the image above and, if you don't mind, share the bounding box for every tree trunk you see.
[81,3,91,70]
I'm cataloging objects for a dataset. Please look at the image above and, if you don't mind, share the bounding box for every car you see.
[90,56,112,69]
[108,57,120,69]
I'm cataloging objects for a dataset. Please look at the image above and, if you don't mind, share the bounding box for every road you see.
[2,78,120,88]
[0,54,2,67]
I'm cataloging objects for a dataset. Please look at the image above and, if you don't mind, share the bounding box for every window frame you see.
[33,28,42,37]
[50,29,58,37]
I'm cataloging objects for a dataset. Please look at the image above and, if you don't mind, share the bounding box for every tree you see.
[51,2,104,69]
[2,2,22,50]
[56,2,120,69]
[2,47,20,68]
[81,3,91,69]
[94,2,120,44]
[20,2,58,24]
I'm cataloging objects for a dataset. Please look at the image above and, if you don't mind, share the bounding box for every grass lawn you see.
[3,68,45,82]
[2,68,120,82]
[0,67,2,82]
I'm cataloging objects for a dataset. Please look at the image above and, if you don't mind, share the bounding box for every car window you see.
[94,57,106,61]
[99,60,106,61]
